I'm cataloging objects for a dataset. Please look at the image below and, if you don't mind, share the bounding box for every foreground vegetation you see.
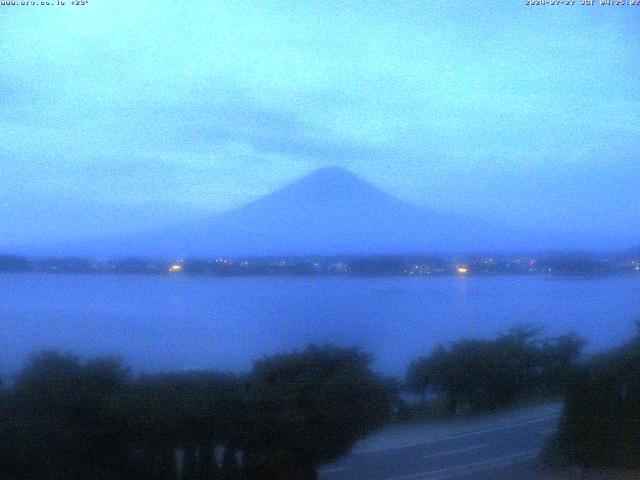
[1,324,637,478]
[407,325,640,470]
[0,346,394,480]
[556,325,640,468]
[405,326,584,415]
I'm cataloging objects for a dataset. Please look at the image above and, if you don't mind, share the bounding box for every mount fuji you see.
[29,167,539,258]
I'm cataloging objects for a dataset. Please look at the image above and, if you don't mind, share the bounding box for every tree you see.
[558,327,640,467]
[539,333,585,395]
[243,345,394,479]
[411,326,577,414]
[406,357,429,403]
[0,351,131,480]
[405,345,447,403]
[123,370,243,480]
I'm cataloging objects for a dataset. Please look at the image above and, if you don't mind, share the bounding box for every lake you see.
[1,273,638,377]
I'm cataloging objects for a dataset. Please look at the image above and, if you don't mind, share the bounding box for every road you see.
[319,403,562,480]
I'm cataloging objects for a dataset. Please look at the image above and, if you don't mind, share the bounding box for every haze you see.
[1,1,639,252]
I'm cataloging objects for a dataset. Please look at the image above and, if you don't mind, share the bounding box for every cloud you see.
[0,0,638,248]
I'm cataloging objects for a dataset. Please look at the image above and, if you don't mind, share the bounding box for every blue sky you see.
[1,1,638,249]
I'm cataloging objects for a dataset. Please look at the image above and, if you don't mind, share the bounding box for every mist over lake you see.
[2,273,638,377]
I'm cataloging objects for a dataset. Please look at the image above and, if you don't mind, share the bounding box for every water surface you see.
[1,274,638,376]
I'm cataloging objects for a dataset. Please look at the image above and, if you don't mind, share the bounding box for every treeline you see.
[0,346,394,480]
[405,326,584,414]
[2,325,635,478]
[557,324,640,468]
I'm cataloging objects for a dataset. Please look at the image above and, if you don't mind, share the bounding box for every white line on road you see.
[355,412,560,454]
[382,448,539,480]
[422,444,487,460]
[318,466,350,474]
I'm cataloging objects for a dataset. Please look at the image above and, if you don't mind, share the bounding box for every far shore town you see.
[1,252,639,277]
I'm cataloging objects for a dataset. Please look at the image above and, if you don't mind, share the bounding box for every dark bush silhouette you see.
[0,346,395,480]
[406,326,584,414]
[122,370,244,480]
[558,326,640,468]
[0,351,131,480]
[242,345,395,480]
[538,333,585,395]
[0,352,245,480]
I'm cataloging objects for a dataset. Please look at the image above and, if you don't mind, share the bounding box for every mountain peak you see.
[294,166,366,187]
[304,165,358,180]
[43,165,528,258]
[275,166,387,203]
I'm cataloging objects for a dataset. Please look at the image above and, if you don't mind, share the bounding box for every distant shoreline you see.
[1,253,638,278]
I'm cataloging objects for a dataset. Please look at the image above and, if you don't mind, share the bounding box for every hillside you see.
[18,167,544,258]
[82,167,528,258]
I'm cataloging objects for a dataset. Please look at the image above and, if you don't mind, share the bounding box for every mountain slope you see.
[76,166,529,258]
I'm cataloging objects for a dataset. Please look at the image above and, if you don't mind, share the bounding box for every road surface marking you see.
[318,466,350,474]
[422,444,487,460]
[356,412,559,454]
[382,448,539,480]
